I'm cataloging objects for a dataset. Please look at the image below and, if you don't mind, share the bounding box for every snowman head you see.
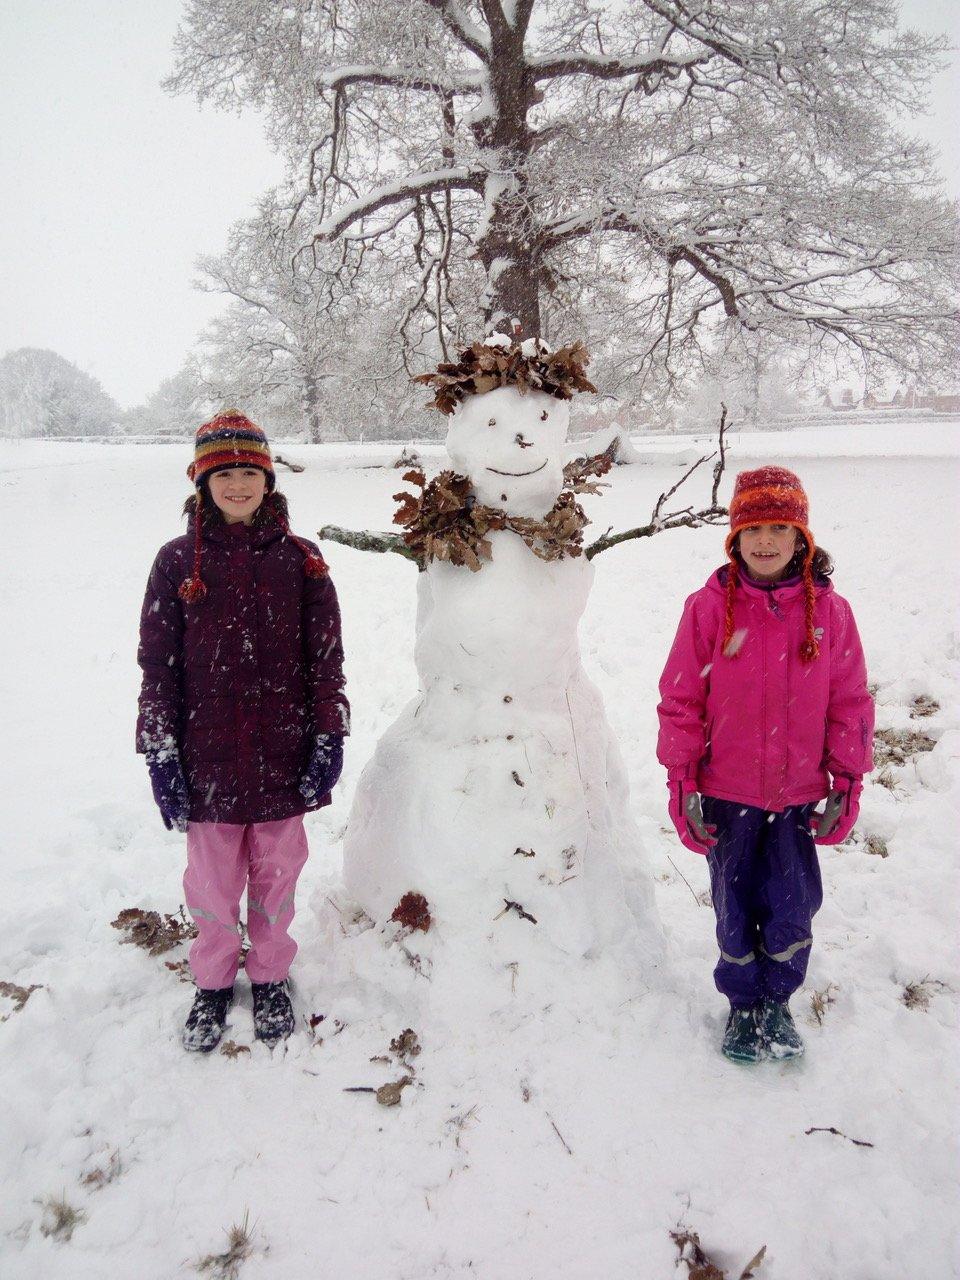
[416,337,595,517]
[447,385,570,517]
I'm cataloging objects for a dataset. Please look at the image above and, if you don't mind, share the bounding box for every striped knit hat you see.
[178,411,327,603]
[723,466,819,662]
[186,409,276,491]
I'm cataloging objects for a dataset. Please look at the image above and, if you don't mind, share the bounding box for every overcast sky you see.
[1,0,956,409]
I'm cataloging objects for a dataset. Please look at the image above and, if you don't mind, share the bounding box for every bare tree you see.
[196,193,361,440]
[197,191,453,439]
[125,357,214,437]
[170,0,958,401]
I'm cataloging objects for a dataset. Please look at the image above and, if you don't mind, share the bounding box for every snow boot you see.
[721,1005,765,1064]
[182,986,233,1053]
[251,980,295,1046]
[759,999,805,1059]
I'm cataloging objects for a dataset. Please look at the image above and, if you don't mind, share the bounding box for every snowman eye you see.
[488,417,497,426]
[540,410,549,421]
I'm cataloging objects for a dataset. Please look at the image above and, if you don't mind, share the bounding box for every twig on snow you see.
[495,899,538,924]
[546,1112,573,1155]
[804,1126,874,1148]
[666,855,703,906]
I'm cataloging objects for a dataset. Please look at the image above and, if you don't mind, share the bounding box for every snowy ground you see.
[1,423,958,1279]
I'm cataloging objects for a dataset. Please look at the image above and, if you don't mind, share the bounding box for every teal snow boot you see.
[721,1005,765,1064]
[759,999,805,1059]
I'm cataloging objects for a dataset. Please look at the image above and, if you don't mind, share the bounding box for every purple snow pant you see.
[701,798,823,1007]
[183,817,309,990]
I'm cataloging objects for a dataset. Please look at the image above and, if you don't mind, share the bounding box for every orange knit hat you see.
[723,466,819,662]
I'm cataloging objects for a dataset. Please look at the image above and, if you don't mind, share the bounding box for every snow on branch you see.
[423,0,491,60]
[638,0,754,72]
[316,65,483,95]
[542,209,740,318]
[314,169,484,242]
[529,51,706,85]
[585,405,729,559]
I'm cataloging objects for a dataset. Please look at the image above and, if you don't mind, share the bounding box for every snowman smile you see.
[485,460,548,477]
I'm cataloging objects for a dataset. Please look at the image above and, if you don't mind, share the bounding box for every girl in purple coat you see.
[657,466,873,1063]
[137,411,349,1052]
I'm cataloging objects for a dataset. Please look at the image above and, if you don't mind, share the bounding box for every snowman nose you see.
[515,433,533,449]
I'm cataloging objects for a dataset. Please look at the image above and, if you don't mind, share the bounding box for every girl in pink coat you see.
[657,466,873,1063]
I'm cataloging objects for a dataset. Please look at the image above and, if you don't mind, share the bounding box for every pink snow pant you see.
[183,817,309,990]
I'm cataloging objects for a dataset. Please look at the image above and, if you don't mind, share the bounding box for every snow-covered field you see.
[1,423,958,1280]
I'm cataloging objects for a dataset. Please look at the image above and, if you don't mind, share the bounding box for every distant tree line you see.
[0,349,121,439]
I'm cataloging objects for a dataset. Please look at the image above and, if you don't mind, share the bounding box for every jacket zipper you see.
[760,598,766,806]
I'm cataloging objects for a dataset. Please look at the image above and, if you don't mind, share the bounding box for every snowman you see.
[331,338,662,1013]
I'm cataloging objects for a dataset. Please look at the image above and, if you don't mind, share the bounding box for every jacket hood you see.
[704,566,834,600]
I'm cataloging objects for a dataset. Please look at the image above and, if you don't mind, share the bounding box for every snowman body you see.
[342,386,659,964]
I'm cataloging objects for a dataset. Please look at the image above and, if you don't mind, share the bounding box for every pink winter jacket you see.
[657,569,874,812]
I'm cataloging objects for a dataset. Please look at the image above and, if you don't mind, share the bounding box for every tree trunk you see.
[303,371,323,443]
[474,12,543,339]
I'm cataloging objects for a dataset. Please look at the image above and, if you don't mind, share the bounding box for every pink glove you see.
[810,775,862,845]
[667,771,718,856]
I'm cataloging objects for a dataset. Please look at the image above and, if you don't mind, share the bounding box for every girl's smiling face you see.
[738,523,800,581]
[207,467,267,524]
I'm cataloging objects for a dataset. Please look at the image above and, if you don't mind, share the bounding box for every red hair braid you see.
[798,543,819,662]
[722,558,740,656]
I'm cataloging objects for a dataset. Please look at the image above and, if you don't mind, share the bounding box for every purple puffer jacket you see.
[657,568,873,812]
[137,515,349,824]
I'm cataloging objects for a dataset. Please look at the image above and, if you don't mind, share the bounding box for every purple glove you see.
[667,769,718,856]
[146,753,190,833]
[299,734,344,806]
[810,775,862,845]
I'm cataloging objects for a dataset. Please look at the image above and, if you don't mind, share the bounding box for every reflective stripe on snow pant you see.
[248,893,296,927]
[184,816,309,989]
[761,937,813,963]
[703,798,822,1006]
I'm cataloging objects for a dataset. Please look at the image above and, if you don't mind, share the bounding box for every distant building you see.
[861,387,960,413]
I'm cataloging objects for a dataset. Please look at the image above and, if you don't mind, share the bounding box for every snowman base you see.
[309,881,663,1033]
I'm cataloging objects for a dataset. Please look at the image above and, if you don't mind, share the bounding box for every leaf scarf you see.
[392,446,613,571]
